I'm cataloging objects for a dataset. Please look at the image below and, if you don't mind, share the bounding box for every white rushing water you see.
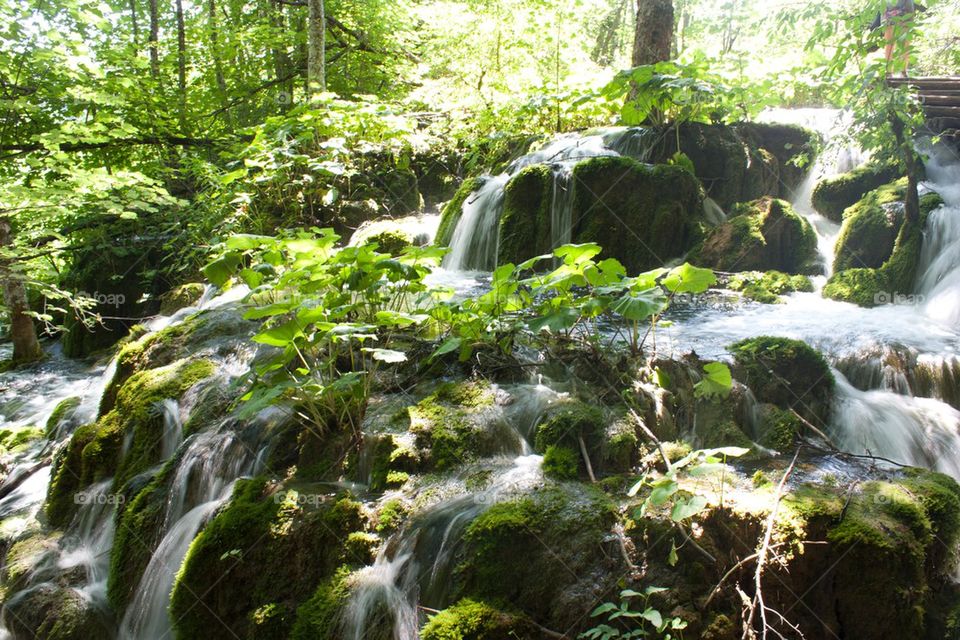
[443,127,653,270]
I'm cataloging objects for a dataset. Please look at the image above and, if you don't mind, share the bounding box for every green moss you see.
[730,336,834,426]
[408,380,502,471]
[45,396,81,437]
[436,178,483,247]
[811,160,901,222]
[542,445,579,481]
[108,467,172,609]
[289,566,355,640]
[822,267,888,307]
[171,478,365,640]
[757,406,802,451]
[159,283,206,315]
[570,157,702,273]
[376,497,409,534]
[456,485,616,624]
[825,180,940,308]
[695,198,818,274]
[421,599,540,640]
[729,270,814,303]
[45,358,215,527]
[498,164,553,266]
[0,424,44,454]
[534,402,606,478]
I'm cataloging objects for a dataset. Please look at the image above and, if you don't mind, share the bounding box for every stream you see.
[2,108,960,638]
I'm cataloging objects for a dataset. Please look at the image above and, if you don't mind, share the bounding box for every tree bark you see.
[129,0,140,51]
[148,0,160,79]
[307,0,326,94]
[175,0,188,131]
[890,115,920,225]
[632,0,674,66]
[208,0,230,118]
[0,218,42,364]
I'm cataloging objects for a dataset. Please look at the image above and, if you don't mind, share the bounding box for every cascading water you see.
[443,128,653,271]
[342,383,563,639]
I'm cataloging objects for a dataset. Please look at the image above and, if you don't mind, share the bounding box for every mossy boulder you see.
[569,157,702,273]
[728,270,814,303]
[45,357,215,526]
[452,485,619,631]
[0,424,44,455]
[533,402,634,477]
[421,599,547,640]
[695,197,818,274]
[408,380,514,471]
[45,396,82,438]
[832,179,942,273]
[730,336,834,428]
[754,404,803,451]
[824,180,942,308]
[436,177,483,247]
[2,582,113,640]
[158,283,206,315]
[812,161,901,222]
[288,566,356,640]
[170,478,367,640]
[497,164,553,265]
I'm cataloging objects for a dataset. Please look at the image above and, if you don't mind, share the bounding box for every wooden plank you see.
[923,106,960,118]
[919,95,960,106]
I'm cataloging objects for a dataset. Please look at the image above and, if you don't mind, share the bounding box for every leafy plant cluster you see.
[204,232,718,433]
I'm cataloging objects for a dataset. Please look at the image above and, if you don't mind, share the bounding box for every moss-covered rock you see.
[730,336,834,427]
[0,424,44,455]
[542,445,580,481]
[421,599,546,640]
[170,477,366,640]
[647,123,792,209]
[46,358,215,526]
[158,283,206,315]
[755,404,802,451]
[812,161,902,222]
[533,402,630,477]
[436,177,483,247]
[45,396,81,438]
[728,270,814,303]
[824,180,942,308]
[452,484,619,630]
[497,164,553,266]
[408,380,513,472]
[567,157,702,273]
[288,566,356,640]
[2,582,113,639]
[695,197,818,274]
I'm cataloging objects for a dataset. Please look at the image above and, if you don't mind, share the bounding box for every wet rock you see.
[812,160,901,222]
[694,197,819,274]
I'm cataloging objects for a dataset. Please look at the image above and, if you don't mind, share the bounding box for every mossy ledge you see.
[45,358,215,527]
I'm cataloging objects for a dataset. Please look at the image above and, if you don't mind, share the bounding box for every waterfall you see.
[119,431,258,639]
[831,371,960,477]
[157,399,184,462]
[442,129,646,271]
[342,384,561,638]
[916,142,960,327]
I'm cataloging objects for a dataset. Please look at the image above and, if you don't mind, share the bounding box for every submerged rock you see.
[694,197,819,274]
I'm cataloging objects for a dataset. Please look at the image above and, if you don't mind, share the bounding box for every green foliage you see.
[728,271,814,304]
[581,587,688,640]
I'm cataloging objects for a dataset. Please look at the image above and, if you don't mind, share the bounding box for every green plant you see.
[581,587,687,640]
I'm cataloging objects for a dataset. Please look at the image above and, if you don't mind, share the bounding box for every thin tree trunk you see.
[891,114,920,225]
[129,0,140,51]
[175,0,188,131]
[271,0,294,110]
[148,0,160,79]
[632,0,674,66]
[0,218,42,364]
[307,0,326,94]
[208,0,230,118]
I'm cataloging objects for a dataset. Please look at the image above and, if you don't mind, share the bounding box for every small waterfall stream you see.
[444,128,653,270]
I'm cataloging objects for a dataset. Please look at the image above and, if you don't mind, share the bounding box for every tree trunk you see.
[891,114,920,225]
[175,0,188,131]
[0,218,42,364]
[129,0,139,51]
[148,0,160,79]
[307,0,326,94]
[632,0,674,66]
[208,0,230,118]
[271,0,294,110]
